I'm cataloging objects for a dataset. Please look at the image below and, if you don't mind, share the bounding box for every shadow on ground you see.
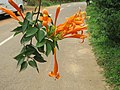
[0,15,11,21]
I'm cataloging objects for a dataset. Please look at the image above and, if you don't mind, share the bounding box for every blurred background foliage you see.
[23,0,85,6]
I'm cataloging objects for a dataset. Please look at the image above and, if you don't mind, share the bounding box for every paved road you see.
[0,2,107,90]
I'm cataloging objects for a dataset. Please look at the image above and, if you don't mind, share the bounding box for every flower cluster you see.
[54,10,88,42]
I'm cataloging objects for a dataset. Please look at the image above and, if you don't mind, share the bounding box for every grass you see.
[27,0,86,7]
[41,0,86,6]
[87,4,120,90]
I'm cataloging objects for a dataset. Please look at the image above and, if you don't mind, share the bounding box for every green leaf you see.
[26,26,38,37]
[40,13,43,16]
[47,40,55,54]
[25,45,36,56]
[20,34,34,44]
[46,42,52,56]
[22,19,29,32]
[19,22,23,25]
[20,46,27,54]
[34,54,46,63]
[35,30,45,42]
[28,60,37,68]
[14,53,25,66]
[26,12,33,22]
[42,27,46,31]
[14,54,24,61]
[12,26,22,32]
[37,22,42,28]
[17,56,25,66]
[14,32,21,36]
[54,41,59,50]
[36,39,46,47]
[20,61,28,72]
[12,26,23,36]
[19,45,37,56]
[28,60,39,73]
[38,46,44,53]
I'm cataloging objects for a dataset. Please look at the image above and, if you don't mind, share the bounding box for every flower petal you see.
[54,5,60,25]
[0,7,20,21]
[8,0,24,19]
[48,71,55,77]
[42,9,48,15]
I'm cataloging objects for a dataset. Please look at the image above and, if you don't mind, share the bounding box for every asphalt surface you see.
[0,2,107,90]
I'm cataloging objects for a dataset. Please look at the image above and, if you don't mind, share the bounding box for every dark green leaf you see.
[26,12,33,22]
[28,60,39,73]
[20,45,37,56]
[46,42,52,56]
[22,19,29,32]
[40,13,43,16]
[47,26,55,36]
[37,22,42,28]
[19,22,23,25]
[25,45,37,56]
[42,27,46,31]
[14,54,24,61]
[26,26,38,37]
[12,26,23,36]
[20,34,34,44]
[36,39,46,47]
[36,68,39,73]
[38,46,44,53]
[17,56,25,66]
[14,53,25,66]
[14,32,21,36]
[34,54,46,63]
[47,40,55,54]
[28,60,37,68]
[35,30,45,42]
[20,61,28,72]
[12,26,22,32]
[20,46,27,54]
[54,41,59,50]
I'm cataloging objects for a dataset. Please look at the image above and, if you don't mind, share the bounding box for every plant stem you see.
[31,0,41,45]
[35,0,41,25]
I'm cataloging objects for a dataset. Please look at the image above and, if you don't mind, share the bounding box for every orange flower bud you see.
[42,9,48,15]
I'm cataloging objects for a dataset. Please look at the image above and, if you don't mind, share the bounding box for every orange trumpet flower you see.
[39,9,52,26]
[47,8,88,79]
[39,9,52,32]
[67,25,87,34]
[48,48,60,79]
[53,10,88,40]
[0,6,20,22]
[64,34,87,39]
[54,5,60,25]
[8,0,24,19]
[64,34,87,43]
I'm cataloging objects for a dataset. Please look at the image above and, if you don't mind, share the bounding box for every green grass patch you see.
[87,4,120,90]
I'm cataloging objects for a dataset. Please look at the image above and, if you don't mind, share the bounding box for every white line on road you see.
[66,5,71,7]
[0,35,14,46]
[60,8,64,11]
